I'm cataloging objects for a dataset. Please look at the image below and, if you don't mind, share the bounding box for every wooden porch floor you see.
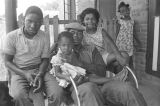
[138,73,160,106]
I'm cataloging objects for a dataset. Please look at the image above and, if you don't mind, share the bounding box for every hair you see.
[79,8,100,25]
[25,6,43,19]
[118,2,130,12]
[57,31,74,44]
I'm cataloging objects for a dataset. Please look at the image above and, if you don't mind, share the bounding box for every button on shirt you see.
[4,27,50,69]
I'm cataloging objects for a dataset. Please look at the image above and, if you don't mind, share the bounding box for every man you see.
[4,6,63,106]
[50,23,105,106]
[64,22,147,106]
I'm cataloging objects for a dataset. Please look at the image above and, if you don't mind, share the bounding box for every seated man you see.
[64,22,147,106]
[50,31,105,106]
[4,6,63,106]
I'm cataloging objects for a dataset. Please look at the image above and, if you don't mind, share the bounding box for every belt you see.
[20,64,40,70]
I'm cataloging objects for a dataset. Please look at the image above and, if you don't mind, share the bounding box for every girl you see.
[50,31,86,88]
[79,8,129,71]
[115,2,140,68]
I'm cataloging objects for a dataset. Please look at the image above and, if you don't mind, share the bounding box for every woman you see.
[79,8,129,72]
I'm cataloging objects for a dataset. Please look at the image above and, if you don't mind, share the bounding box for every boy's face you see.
[83,13,97,29]
[69,29,83,45]
[24,13,42,37]
[59,37,73,55]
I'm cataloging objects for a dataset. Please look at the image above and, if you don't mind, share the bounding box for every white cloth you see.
[59,63,86,88]
[50,49,86,88]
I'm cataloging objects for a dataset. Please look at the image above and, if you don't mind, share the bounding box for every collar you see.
[17,27,40,38]
[74,44,83,53]
[17,27,24,36]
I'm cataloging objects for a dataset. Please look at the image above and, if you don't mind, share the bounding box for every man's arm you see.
[102,29,128,66]
[88,74,111,85]
[38,58,49,76]
[49,43,58,60]
[5,54,25,76]
[5,54,35,83]
[82,48,107,77]
[133,23,141,49]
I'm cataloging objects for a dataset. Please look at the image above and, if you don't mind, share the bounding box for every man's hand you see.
[117,51,129,66]
[24,72,35,85]
[74,75,88,86]
[33,74,43,93]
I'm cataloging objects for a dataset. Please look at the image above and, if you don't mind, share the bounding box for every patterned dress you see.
[82,27,109,64]
[116,19,134,56]
[82,27,104,53]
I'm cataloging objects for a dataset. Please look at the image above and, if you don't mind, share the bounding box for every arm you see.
[4,33,35,82]
[5,54,35,83]
[5,54,26,77]
[133,23,141,47]
[38,58,49,76]
[102,29,128,66]
[115,20,121,38]
[54,66,70,81]
[50,43,58,59]
[82,48,107,77]
[33,33,50,92]
[88,74,111,85]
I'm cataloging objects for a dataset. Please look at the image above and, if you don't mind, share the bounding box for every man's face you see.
[69,29,83,45]
[24,13,42,37]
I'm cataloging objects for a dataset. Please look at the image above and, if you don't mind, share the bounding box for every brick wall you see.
[116,0,149,79]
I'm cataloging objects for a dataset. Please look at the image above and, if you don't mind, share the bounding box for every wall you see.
[98,0,116,41]
[116,0,148,79]
[76,0,95,15]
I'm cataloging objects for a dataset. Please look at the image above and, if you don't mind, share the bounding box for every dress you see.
[82,27,109,64]
[50,48,86,88]
[116,19,134,56]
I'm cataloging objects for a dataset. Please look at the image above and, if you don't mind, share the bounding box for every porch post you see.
[5,0,18,33]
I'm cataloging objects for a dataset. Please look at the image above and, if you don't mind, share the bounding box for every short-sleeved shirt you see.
[75,45,106,77]
[4,27,50,69]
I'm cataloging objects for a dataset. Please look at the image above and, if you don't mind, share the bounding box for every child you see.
[115,2,140,68]
[79,8,129,72]
[50,31,86,88]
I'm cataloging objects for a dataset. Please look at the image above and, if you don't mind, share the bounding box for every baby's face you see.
[59,37,73,55]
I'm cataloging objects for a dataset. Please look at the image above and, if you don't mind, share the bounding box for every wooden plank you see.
[43,15,50,41]
[53,15,59,43]
[49,19,77,25]
[18,14,24,27]
[18,14,77,26]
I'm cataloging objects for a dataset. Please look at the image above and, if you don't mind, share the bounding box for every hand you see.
[74,75,88,86]
[64,72,71,82]
[24,72,36,85]
[33,74,43,93]
[117,51,129,66]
